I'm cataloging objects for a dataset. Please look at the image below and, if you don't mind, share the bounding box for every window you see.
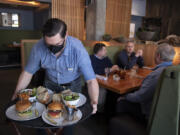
[129,23,135,38]
[0,12,20,28]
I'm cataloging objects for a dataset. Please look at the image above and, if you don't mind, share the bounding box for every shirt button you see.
[57,73,60,83]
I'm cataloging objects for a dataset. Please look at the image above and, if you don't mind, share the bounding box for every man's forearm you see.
[14,71,33,94]
[87,79,99,105]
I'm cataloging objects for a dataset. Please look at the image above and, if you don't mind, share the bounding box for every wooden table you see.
[97,68,152,94]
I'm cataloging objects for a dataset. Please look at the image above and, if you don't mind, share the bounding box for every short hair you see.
[156,43,175,62]
[42,18,67,38]
[93,43,106,54]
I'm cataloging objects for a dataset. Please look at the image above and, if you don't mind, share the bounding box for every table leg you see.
[10,122,21,135]
[45,129,52,135]
[56,128,63,135]
[46,128,63,135]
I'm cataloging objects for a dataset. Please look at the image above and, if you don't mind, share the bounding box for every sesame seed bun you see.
[47,102,63,119]
[47,102,63,111]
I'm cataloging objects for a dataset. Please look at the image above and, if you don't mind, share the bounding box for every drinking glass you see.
[104,67,110,78]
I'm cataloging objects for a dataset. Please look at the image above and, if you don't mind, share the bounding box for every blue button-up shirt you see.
[125,61,172,118]
[25,36,96,84]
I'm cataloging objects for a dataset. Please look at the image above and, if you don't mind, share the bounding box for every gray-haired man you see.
[116,43,176,121]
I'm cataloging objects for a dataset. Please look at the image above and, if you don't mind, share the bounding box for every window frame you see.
[0,12,21,28]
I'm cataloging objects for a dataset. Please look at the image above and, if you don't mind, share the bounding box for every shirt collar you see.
[94,54,105,60]
[153,61,172,71]
[62,37,69,56]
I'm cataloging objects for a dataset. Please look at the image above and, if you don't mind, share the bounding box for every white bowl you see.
[63,93,80,106]
[63,98,80,106]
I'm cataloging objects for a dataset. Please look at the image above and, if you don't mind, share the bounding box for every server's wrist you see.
[91,100,98,105]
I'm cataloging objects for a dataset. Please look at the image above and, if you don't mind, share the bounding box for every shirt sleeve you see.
[125,72,160,103]
[90,55,97,74]
[24,44,41,74]
[106,57,113,68]
[78,47,96,81]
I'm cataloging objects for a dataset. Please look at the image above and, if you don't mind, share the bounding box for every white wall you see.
[131,0,146,16]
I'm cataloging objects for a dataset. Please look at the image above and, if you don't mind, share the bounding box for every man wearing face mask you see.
[11,18,99,135]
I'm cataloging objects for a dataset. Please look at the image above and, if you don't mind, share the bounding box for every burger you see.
[15,100,32,118]
[47,102,63,119]
[18,92,29,101]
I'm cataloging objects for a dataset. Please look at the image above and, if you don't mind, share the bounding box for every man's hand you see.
[11,71,33,101]
[91,102,98,114]
[135,49,143,57]
[110,65,119,72]
[117,96,126,102]
[11,91,18,101]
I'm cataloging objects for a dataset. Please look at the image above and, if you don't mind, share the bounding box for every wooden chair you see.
[21,39,39,70]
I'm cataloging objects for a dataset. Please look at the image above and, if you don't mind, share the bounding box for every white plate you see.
[42,109,82,126]
[76,93,86,107]
[6,102,46,121]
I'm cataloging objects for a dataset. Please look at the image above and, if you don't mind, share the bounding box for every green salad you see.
[25,88,36,97]
[31,88,37,97]
[64,93,80,101]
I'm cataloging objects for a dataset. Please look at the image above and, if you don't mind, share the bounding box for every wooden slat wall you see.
[52,0,85,40]
[146,0,180,38]
[82,40,180,66]
[105,0,132,38]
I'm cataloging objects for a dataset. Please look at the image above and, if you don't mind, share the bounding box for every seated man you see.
[90,43,119,111]
[116,43,175,122]
[90,43,119,75]
[117,39,144,69]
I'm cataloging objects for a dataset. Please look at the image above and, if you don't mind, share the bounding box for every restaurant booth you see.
[18,39,180,135]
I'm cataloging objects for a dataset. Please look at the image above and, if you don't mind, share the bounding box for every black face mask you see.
[47,41,65,54]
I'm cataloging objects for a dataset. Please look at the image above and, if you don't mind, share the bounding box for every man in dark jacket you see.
[117,39,144,69]
[90,43,119,111]
[90,43,119,75]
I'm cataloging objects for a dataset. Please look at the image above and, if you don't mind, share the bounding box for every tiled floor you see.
[0,68,108,135]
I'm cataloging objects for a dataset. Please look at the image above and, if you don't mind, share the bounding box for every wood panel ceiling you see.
[0,0,49,10]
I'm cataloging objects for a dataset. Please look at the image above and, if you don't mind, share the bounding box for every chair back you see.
[148,65,180,135]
